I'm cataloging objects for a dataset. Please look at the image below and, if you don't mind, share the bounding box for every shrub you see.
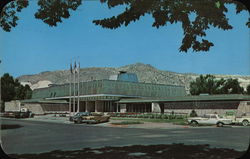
[190,110,198,117]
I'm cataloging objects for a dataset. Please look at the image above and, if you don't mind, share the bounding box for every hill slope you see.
[17,63,250,93]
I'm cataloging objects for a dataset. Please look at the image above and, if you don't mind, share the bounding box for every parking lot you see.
[1,117,250,158]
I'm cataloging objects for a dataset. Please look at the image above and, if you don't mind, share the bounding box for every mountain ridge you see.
[17,63,250,92]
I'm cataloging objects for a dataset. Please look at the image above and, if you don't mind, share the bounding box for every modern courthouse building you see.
[5,72,250,116]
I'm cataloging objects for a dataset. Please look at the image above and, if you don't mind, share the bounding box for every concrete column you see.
[117,103,119,112]
[120,104,127,113]
[151,103,161,113]
[85,101,88,112]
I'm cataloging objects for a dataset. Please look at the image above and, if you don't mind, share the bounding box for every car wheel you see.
[242,120,249,126]
[191,121,198,127]
[217,122,224,127]
[76,118,82,124]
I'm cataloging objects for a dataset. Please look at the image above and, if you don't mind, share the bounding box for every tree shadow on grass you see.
[9,143,247,159]
[1,124,23,130]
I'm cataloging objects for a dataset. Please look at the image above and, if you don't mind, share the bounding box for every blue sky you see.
[0,1,249,78]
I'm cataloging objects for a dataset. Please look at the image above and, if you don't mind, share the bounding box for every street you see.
[1,118,250,157]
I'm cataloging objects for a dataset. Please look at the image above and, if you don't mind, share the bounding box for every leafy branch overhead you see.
[93,0,249,52]
[0,0,249,52]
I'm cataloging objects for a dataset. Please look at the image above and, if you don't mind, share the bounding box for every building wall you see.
[32,80,186,99]
[164,101,240,109]
[163,101,250,116]
[95,101,104,112]
[119,100,250,116]
[236,101,250,116]
[86,101,95,112]
[163,109,235,116]
[41,103,68,113]
[22,103,44,115]
[5,100,21,112]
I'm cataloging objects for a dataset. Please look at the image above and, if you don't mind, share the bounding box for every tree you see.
[1,73,32,102]
[190,74,244,95]
[247,84,250,95]
[190,74,223,95]
[1,73,16,102]
[0,0,249,52]
[220,78,244,94]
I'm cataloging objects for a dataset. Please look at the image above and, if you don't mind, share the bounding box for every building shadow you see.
[9,143,247,159]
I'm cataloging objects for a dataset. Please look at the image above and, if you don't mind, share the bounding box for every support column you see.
[151,103,161,113]
[85,101,88,112]
[120,104,127,113]
[117,103,119,112]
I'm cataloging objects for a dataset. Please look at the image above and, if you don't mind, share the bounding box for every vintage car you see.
[73,112,110,124]
[234,112,250,126]
[1,108,34,118]
[223,111,250,126]
[187,114,232,127]
[69,112,91,121]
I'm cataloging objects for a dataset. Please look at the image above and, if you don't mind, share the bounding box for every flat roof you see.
[21,99,68,104]
[118,94,250,103]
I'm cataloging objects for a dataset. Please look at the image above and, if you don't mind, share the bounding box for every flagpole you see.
[69,62,72,114]
[77,60,80,113]
[73,61,76,115]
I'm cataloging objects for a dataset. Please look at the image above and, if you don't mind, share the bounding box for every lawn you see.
[110,121,144,125]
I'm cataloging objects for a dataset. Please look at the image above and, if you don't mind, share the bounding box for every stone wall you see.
[236,101,250,116]
[5,100,21,112]
[152,103,161,113]
[163,109,235,116]
[41,103,68,114]
[22,103,44,115]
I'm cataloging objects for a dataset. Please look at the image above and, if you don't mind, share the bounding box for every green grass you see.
[111,121,144,125]
[111,117,187,125]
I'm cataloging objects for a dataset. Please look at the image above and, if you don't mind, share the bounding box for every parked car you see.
[234,112,250,126]
[187,114,232,127]
[73,112,110,124]
[223,111,250,126]
[1,111,16,118]
[1,109,34,118]
[69,112,91,121]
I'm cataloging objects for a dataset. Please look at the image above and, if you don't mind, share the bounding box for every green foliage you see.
[190,75,244,95]
[94,0,249,52]
[1,73,32,102]
[0,0,29,32]
[0,0,249,52]
[247,84,250,95]
[189,110,198,117]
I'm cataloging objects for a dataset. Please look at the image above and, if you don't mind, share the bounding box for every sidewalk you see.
[21,114,71,124]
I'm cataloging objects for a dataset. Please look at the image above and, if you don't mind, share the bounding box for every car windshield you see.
[203,114,210,118]
[218,115,224,118]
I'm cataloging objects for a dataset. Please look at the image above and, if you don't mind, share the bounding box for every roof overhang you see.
[45,94,142,101]
[118,94,250,103]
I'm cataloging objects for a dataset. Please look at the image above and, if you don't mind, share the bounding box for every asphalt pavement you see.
[1,118,250,156]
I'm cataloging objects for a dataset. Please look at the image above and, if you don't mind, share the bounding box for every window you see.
[210,115,217,119]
